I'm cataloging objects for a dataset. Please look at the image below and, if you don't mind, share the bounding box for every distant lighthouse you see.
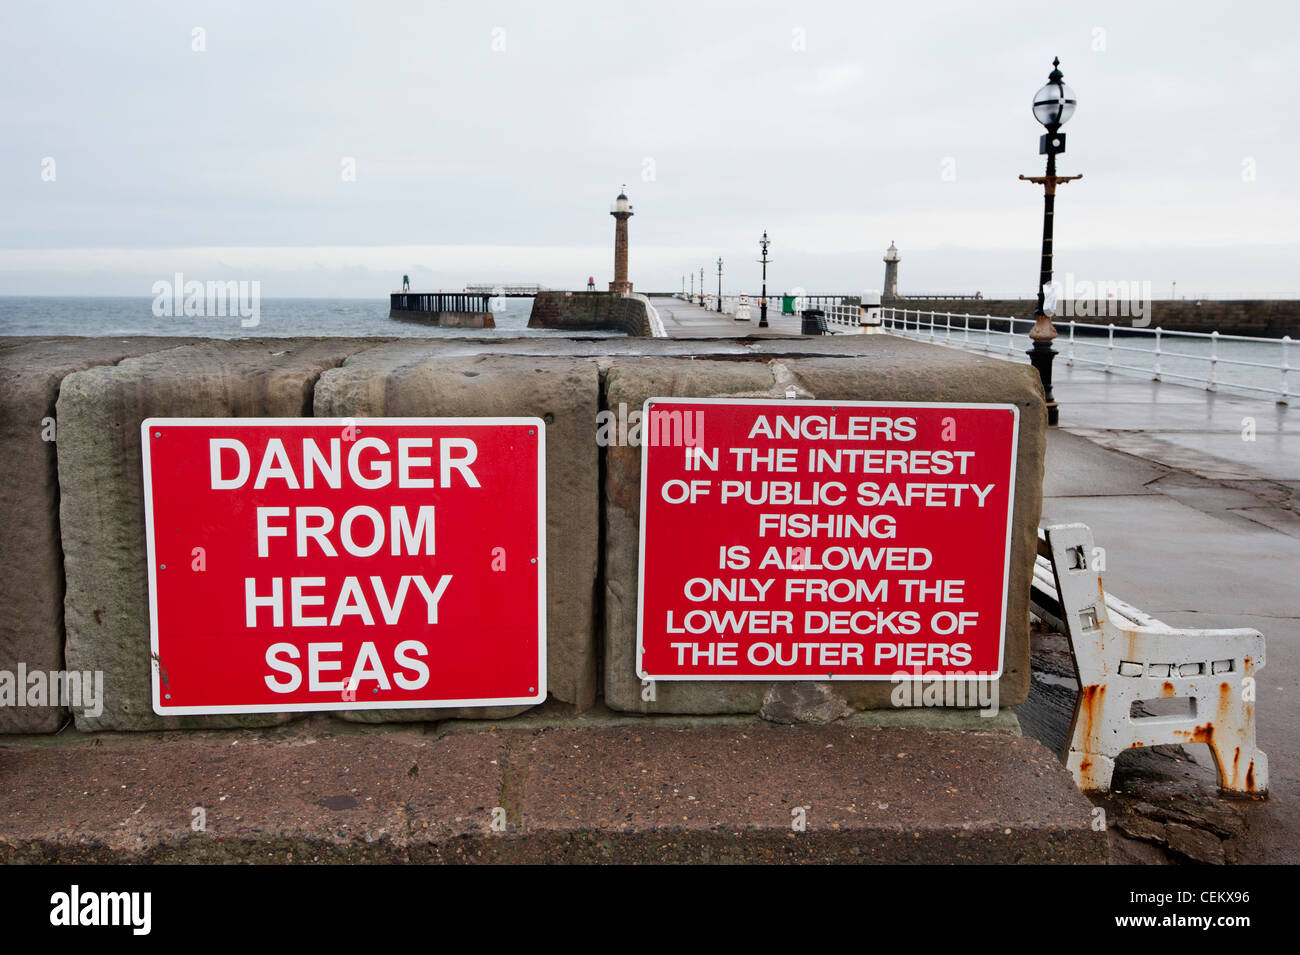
[609,186,634,293]
[883,240,901,300]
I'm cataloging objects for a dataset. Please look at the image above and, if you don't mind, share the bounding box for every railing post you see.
[1153,327,1162,381]
[984,313,991,352]
[1106,323,1114,373]
[1067,320,1076,367]
[929,311,937,343]
[1281,335,1292,404]
[945,312,952,343]
[1208,330,1218,391]
[964,313,970,346]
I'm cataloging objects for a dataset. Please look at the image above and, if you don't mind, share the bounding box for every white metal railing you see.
[820,304,884,334]
[824,304,858,329]
[880,307,1295,403]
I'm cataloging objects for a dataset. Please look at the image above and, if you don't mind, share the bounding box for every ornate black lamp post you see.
[758,231,770,328]
[716,257,724,312]
[1019,57,1081,427]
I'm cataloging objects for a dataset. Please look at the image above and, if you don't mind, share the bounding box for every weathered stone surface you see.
[603,344,1046,713]
[518,724,1104,863]
[0,338,199,733]
[1164,821,1227,864]
[760,682,854,724]
[314,348,600,718]
[0,720,1104,863]
[57,340,377,731]
[0,721,505,863]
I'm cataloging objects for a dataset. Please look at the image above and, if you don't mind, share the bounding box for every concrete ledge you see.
[56,340,381,731]
[0,728,503,864]
[0,722,1103,864]
[0,338,202,733]
[314,349,600,714]
[602,342,1046,713]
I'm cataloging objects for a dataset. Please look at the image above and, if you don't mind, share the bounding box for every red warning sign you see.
[142,417,545,714]
[636,399,1019,680]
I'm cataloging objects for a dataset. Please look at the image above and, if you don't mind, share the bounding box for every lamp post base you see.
[1027,340,1059,426]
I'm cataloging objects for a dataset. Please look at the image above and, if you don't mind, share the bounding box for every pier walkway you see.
[650,295,802,338]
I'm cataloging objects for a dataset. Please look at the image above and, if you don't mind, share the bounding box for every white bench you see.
[1030,523,1268,795]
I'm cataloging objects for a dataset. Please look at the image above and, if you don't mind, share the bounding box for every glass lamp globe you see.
[1033,60,1077,129]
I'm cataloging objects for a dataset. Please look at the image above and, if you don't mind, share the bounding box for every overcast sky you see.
[2,0,1297,298]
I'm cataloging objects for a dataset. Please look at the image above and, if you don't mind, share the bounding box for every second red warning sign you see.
[636,399,1019,681]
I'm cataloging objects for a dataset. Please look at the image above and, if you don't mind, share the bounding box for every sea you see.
[1,296,1289,402]
[0,296,618,340]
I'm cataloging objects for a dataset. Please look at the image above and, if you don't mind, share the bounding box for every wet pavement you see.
[1039,364,1298,863]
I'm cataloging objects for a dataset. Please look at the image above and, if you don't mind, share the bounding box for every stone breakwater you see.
[0,333,1044,733]
[528,291,654,335]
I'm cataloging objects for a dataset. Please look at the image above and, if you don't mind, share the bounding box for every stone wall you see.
[2,334,1045,733]
[887,299,1300,337]
[528,291,652,335]
[388,310,495,328]
[0,338,202,731]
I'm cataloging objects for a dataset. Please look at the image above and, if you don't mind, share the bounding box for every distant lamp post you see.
[758,231,771,328]
[716,257,724,312]
[1019,56,1082,427]
[700,267,704,306]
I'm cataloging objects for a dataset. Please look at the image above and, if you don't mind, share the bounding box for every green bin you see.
[781,295,795,315]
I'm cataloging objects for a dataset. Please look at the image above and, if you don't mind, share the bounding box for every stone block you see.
[0,338,198,733]
[57,340,376,731]
[602,342,1045,713]
[313,348,600,719]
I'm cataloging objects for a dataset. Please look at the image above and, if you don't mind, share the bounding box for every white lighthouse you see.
[883,241,901,300]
